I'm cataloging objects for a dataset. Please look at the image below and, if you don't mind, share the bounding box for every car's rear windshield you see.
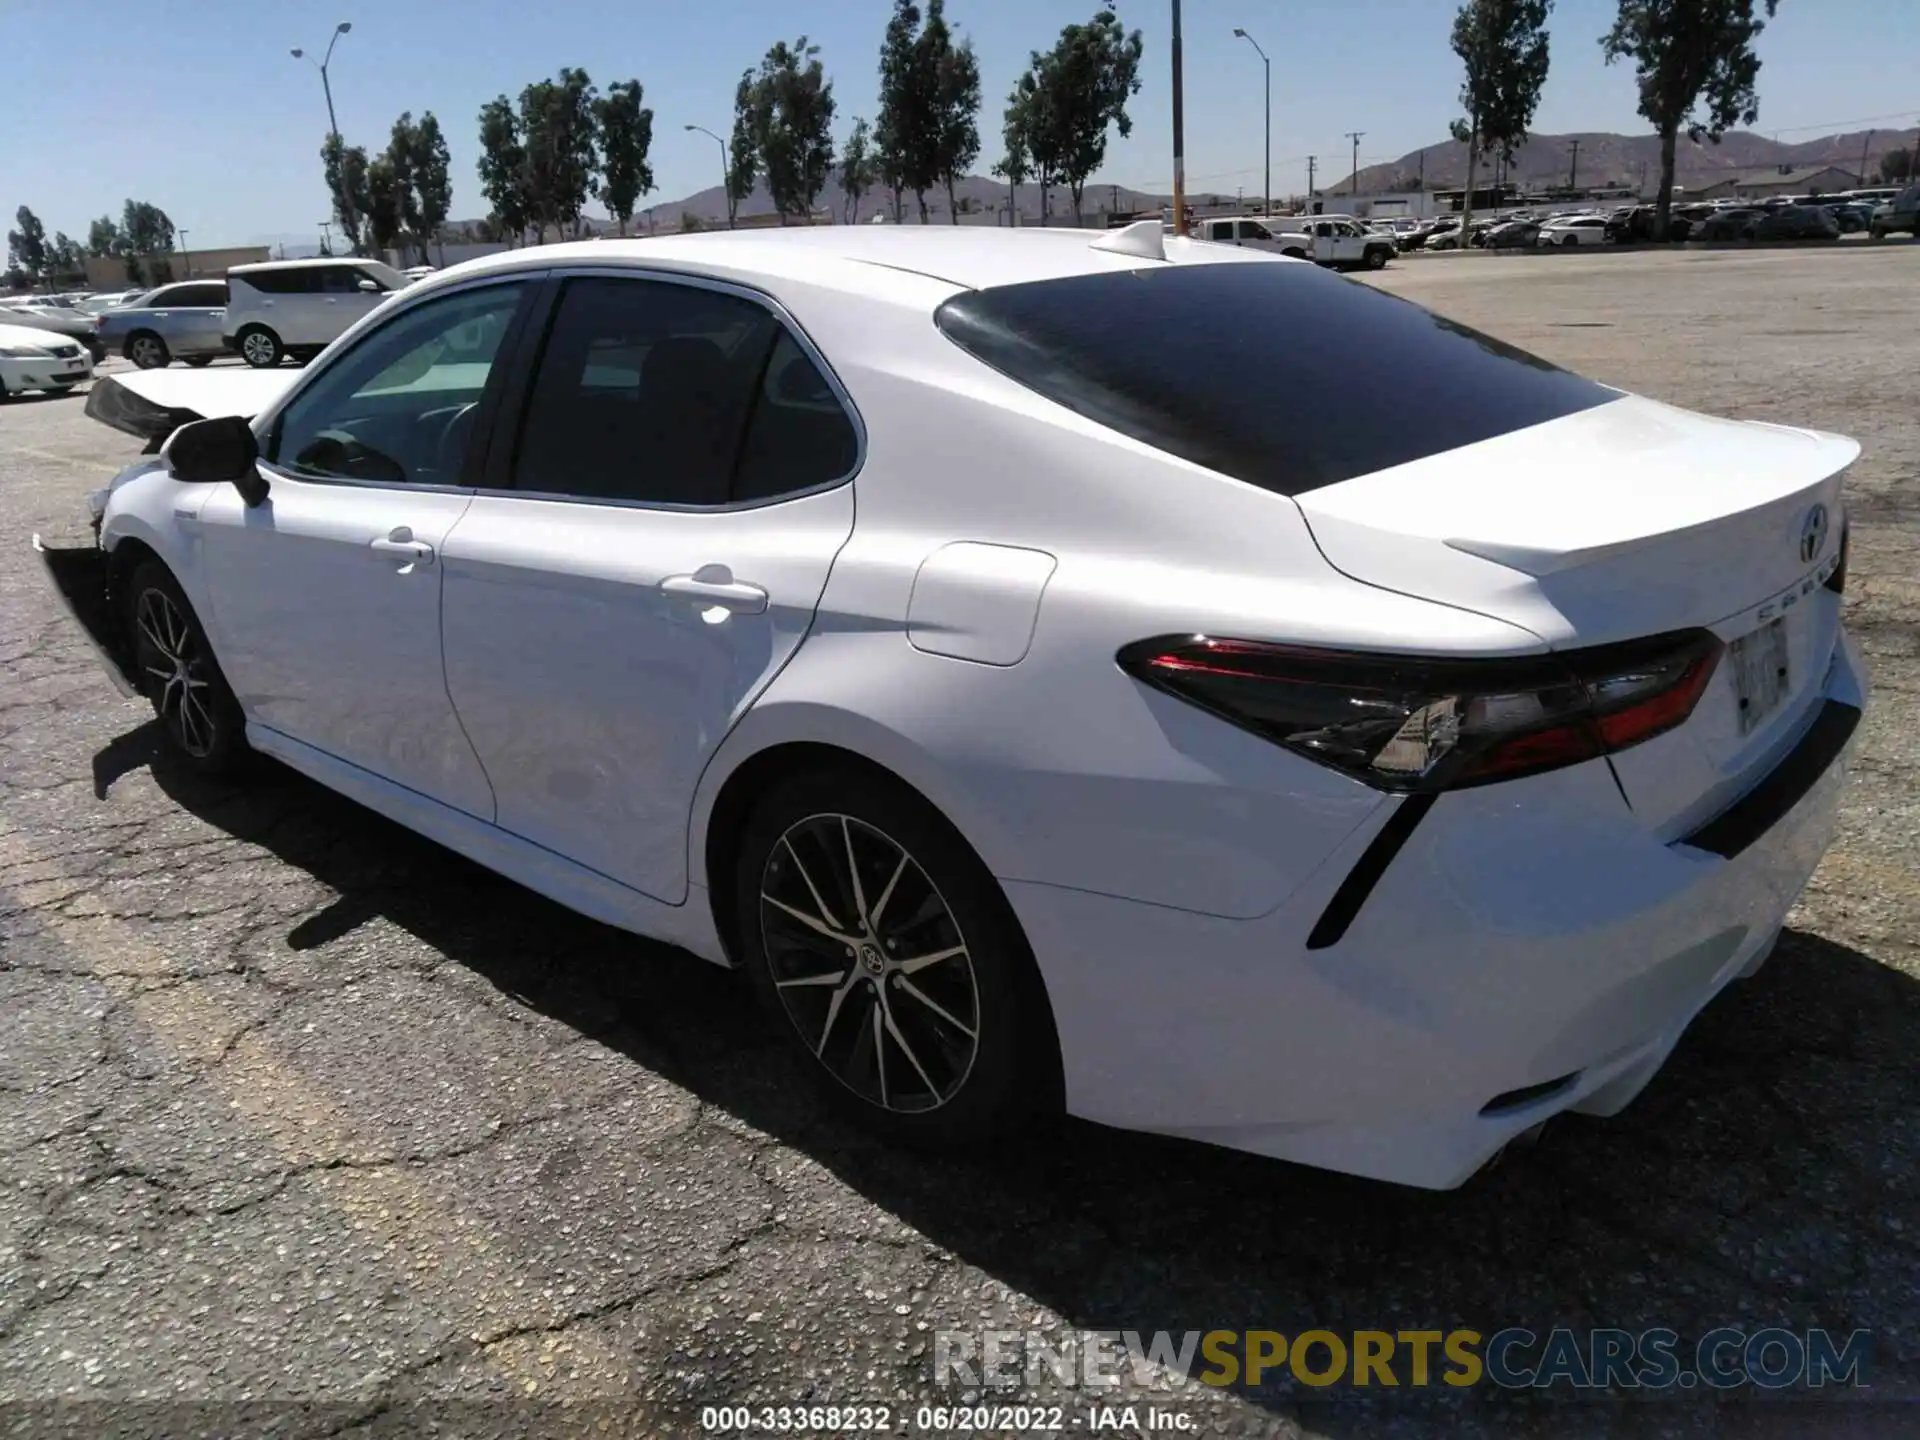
[933,260,1618,497]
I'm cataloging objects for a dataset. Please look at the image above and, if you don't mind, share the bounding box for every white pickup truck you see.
[1193,213,1394,270]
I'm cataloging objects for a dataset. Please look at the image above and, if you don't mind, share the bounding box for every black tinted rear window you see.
[934,261,1617,496]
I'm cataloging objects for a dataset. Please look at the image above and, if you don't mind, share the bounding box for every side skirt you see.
[246,723,731,967]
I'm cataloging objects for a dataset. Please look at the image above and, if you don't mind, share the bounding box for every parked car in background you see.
[1751,206,1841,242]
[0,319,93,398]
[95,280,231,369]
[1483,218,1542,248]
[221,258,410,367]
[1868,183,1920,238]
[0,303,107,364]
[1536,215,1609,247]
[1817,203,1871,234]
[1294,216,1397,269]
[1192,215,1311,258]
[75,290,142,317]
[1605,206,1693,243]
[1697,208,1766,241]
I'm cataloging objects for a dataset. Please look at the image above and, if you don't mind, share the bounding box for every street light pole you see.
[291,21,353,143]
[177,229,191,278]
[1170,0,1187,235]
[1232,28,1269,216]
[685,124,733,229]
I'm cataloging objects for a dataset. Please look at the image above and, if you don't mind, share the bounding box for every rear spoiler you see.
[84,369,299,453]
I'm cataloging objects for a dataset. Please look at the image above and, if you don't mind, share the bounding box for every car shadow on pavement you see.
[120,731,1919,1432]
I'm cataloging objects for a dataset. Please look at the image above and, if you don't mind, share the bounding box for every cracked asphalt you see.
[2,246,1917,1439]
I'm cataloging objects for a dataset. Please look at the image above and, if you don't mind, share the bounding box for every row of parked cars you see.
[1375,182,1920,253]
[1,259,436,374]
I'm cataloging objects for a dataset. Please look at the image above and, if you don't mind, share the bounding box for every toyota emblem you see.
[1799,504,1829,566]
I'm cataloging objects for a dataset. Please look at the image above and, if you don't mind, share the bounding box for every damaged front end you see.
[31,534,139,697]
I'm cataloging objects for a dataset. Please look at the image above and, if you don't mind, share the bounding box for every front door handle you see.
[371,527,435,569]
[661,569,768,614]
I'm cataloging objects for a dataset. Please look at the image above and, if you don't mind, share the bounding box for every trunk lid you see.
[1292,395,1857,832]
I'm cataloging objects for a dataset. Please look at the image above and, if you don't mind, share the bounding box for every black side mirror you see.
[161,416,269,507]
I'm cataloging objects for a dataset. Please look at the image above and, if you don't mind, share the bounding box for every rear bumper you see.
[1008,629,1866,1190]
[30,535,138,697]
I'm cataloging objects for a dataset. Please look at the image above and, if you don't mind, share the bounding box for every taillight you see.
[1117,630,1723,793]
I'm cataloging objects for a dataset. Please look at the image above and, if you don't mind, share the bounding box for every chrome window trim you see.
[491,262,868,515]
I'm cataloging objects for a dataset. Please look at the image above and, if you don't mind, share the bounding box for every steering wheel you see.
[423,402,480,480]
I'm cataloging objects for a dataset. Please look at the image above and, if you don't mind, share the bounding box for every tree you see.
[520,68,600,241]
[86,216,122,258]
[1029,9,1142,225]
[47,232,82,282]
[411,112,454,260]
[739,38,837,223]
[1878,145,1913,184]
[925,1,982,223]
[991,97,1031,225]
[1005,56,1066,222]
[120,200,176,285]
[840,116,877,223]
[1452,0,1553,245]
[7,207,49,284]
[727,69,760,227]
[876,0,936,222]
[1601,0,1780,240]
[323,133,373,253]
[595,80,655,235]
[365,154,405,254]
[477,95,531,245]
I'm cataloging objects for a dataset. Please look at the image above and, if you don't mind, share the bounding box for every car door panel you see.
[440,486,854,899]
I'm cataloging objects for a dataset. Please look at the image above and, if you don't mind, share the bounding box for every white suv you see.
[222,258,409,368]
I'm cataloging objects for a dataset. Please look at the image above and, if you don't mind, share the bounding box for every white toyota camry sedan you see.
[36,225,1866,1189]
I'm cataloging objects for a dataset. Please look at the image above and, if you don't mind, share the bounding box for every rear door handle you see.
[661,571,768,614]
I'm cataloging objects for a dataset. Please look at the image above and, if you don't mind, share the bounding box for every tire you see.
[237,326,283,368]
[1562,234,1579,248]
[122,561,249,776]
[1365,246,1388,270]
[184,356,214,368]
[126,332,170,369]
[733,766,1056,1147]
[0,376,8,402]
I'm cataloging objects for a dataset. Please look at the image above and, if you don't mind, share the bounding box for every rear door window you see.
[935,261,1618,498]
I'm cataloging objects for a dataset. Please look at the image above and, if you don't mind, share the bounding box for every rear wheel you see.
[734,767,1055,1147]
[122,561,248,775]
[126,332,170,369]
[237,326,283,368]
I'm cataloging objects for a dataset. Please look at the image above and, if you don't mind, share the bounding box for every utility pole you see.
[1232,28,1271,216]
[1567,138,1582,193]
[1858,129,1873,186]
[1346,132,1365,197]
[177,229,191,277]
[1170,0,1187,234]
[685,124,733,229]
[1307,155,1317,203]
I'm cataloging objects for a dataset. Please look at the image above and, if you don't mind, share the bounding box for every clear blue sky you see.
[8,0,1916,248]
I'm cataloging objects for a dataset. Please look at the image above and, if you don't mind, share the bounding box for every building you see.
[1690,165,1860,202]
[83,246,270,291]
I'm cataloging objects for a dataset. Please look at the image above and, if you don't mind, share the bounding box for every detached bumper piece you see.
[1680,700,1863,859]
[85,374,199,454]
[31,536,138,698]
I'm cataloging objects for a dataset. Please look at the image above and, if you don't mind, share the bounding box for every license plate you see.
[1729,617,1790,735]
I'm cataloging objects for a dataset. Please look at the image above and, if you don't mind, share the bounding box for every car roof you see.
[229,257,385,273]
[408,226,1279,303]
